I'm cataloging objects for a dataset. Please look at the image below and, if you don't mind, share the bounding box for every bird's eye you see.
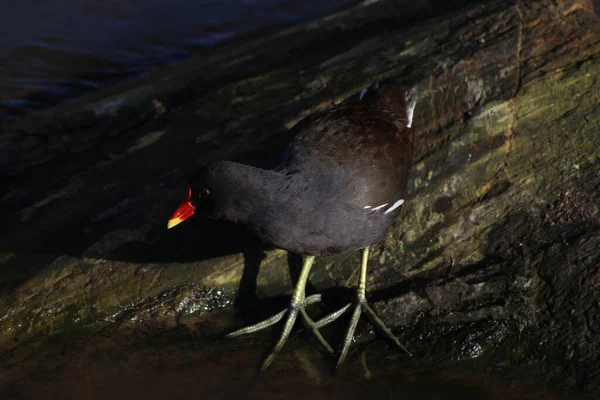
[199,188,211,198]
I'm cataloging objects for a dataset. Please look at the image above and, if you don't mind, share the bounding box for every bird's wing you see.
[281,105,413,208]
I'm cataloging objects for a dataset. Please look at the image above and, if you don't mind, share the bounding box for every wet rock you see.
[0,0,599,396]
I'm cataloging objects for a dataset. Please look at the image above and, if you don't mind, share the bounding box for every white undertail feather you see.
[371,203,388,211]
[363,199,404,214]
[359,88,368,101]
[405,89,416,128]
[384,199,404,214]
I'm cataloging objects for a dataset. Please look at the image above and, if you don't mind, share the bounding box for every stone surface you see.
[0,0,599,397]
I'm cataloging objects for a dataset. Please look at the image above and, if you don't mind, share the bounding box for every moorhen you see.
[168,80,415,369]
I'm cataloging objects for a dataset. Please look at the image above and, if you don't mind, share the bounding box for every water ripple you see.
[0,0,358,121]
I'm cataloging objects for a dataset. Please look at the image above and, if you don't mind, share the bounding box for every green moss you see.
[1,1,599,386]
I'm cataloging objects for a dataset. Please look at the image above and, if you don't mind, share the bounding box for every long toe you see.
[335,300,410,369]
[226,294,322,338]
[363,301,412,356]
[336,303,363,368]
[261,294,324,370]
[261,307,299,370]
[300,308,335,355]
[226,294,324,370]
[226,308,288,338]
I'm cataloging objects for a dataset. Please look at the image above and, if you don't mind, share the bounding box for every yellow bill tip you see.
[167,217,184,229]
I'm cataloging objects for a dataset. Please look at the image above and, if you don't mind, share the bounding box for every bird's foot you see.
[316,294,411,368]
[227,293,335,370]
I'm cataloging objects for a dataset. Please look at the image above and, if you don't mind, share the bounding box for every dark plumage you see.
[168,79,416,369]
[186,81,414,255]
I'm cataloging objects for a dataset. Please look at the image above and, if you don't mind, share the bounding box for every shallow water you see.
[0,312,575,400]
[0,0,357,121]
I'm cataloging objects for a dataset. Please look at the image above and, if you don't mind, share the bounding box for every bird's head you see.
[167,161,265,229]
[167,165,220,229]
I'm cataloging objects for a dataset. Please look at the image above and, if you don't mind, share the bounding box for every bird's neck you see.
[212,161,312,224]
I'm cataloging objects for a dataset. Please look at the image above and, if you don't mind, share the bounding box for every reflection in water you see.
[0,309,568,400]
[0,0,357,121]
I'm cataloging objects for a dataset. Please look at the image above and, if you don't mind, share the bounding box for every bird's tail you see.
[359,79,417,129]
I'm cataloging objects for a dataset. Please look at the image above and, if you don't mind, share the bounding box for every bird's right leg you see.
[227,256,334,370]
[313,247,411,367]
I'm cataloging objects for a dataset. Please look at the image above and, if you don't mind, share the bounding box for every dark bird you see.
[168,80,415,370]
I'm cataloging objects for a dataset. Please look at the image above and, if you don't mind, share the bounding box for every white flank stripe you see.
[359,88,368,100]
[384,199,404,214]
[372,203,388,211]
[363,205,371,209]
[405,89,416,128]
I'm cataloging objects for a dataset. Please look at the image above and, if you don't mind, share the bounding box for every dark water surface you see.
[0,0,357,121]
[0,310,576,400]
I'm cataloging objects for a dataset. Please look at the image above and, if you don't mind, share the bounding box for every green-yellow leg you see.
[314,247,411,368]
[227,256,334,370]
